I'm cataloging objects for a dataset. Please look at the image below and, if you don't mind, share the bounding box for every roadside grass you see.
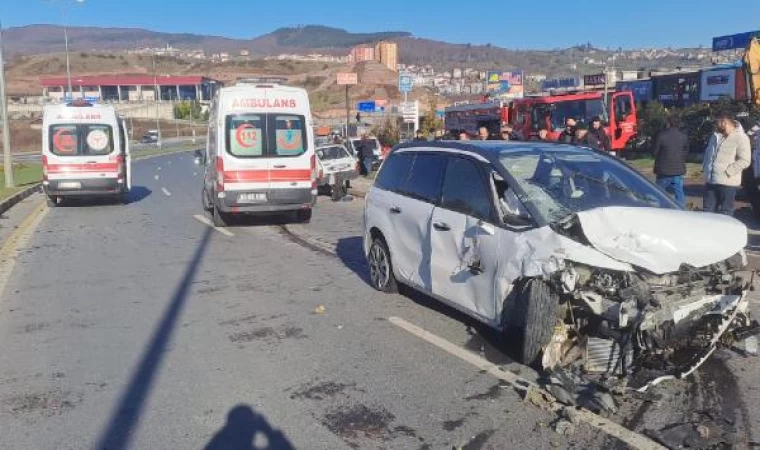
[0,163,42,201]
[625,154,703,180]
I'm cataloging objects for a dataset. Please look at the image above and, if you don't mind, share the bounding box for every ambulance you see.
[41,100,131,206]
[202,80,317,226]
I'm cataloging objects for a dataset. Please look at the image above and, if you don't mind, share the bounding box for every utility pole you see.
[62,8,73,99]
[153,53,162,148]
[0,23,14,188]
[345,85,349,138]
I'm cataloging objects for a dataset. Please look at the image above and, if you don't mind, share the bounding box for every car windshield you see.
[532,99,608,130]
[499,149,677,223]
[317,145,350,160]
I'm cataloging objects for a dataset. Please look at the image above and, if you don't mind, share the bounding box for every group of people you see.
[450,116,613,152]
[652,112,751,215]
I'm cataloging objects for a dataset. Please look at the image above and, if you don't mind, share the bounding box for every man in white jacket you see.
[702,113,752,215]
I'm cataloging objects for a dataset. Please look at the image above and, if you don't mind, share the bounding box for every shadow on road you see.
[126,186,152,204]
[93,227,214,450]
[204,405,296,450]
[335,236,515,367]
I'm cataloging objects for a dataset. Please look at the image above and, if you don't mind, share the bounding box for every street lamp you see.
[47,0,86,101]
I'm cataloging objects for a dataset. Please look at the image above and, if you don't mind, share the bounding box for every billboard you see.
[700,68,747,102]
[584,73,606,86]
[541,77,578,90]
[713,31,760,52]
[337,72,358,85]
[616,80,653,103]
[486,71,524,98]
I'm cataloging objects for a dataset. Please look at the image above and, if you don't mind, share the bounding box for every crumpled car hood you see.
[575,206,747,274]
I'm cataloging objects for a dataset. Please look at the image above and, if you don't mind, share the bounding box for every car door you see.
[370,151,446,291]
[430,156,501,322]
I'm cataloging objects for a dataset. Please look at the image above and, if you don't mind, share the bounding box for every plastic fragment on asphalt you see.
[553,419,576,436]
[744,336,759,356]
[314,305,325,314]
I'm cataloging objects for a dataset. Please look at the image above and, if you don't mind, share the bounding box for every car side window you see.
[403,153,447,204]
[440,157,496,222]
[374,152,413,192]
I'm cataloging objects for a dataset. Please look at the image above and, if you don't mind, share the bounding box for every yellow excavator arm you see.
[744,37,760,106]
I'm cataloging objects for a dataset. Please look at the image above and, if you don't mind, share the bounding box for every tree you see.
[420,97,443,135]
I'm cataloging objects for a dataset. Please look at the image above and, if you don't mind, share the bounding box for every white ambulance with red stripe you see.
[202,80,317,226]
[41,100,131,206]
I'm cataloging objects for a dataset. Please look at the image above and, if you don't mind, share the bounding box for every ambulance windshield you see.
[226,114,307,158]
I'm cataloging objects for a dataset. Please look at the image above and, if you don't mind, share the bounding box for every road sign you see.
[337,72,358,85]
[357,101,376,112]
[398,73,413,93]
[713,31,760,52]
[400,101,419,123]
[541,77,577,90]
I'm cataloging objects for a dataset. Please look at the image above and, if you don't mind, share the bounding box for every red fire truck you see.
[444,90,638,153]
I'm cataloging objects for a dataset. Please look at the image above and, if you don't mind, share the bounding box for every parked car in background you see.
[363,140,751,389]
[315,144,359,194]
[140,130,160,144]
[346,137,382,170]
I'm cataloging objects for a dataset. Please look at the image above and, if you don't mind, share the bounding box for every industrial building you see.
[40,75,219,102]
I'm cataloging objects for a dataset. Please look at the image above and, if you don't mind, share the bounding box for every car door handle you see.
[389,206,402,214]
[273,164,287,168]
[433,222,450,231]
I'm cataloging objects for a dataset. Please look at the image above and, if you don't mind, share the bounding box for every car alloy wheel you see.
[368,238,396,293]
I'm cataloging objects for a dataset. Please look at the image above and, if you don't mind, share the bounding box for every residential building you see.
[351,45,375,63]
[374,41,398,72]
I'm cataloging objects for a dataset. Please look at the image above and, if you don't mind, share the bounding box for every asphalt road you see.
[0,152,758,449]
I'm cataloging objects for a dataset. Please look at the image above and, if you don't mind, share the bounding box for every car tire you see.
[202,188,212,212]
[296,209,312,223]
[212,204,228,227]
[509,279,560,366]
[46,196,57,208]
[368,237,398,294]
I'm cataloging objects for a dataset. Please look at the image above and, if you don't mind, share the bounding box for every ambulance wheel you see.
[296,209,312,224]
[202,188,212,212]
[212,205,228,227]
[46,196,58,207]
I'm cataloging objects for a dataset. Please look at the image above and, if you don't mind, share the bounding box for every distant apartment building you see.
[351,45,376,63]
[239,49,250,57]
[374,41,398,72]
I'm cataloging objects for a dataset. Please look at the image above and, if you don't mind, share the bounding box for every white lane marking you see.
[157,166,162,171]
[193,214,234,237]
[388,316,667,450]
[161,187,172,197]
[154,175,160,180]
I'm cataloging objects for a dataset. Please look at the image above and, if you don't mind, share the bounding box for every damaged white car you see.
[364,142,756,389]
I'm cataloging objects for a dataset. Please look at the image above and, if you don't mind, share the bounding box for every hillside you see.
[2,24,706,75]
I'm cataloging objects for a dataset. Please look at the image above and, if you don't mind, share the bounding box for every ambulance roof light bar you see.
[66,99,95,107]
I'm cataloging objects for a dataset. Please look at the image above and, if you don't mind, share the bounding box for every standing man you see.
[357,133,375,177]
[459,130,470,141]
[478,126,490,141]
[652,115,689,208]
[702,113,751,215]
[500,124,513,141]
[586,117,611,152]
[557,118,577,144]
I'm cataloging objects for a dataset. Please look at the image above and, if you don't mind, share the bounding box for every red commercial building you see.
[40,75,219,102]
[351,45,375,63]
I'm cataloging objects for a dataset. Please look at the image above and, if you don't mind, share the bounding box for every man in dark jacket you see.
[586,116,611,152]
[557,118,577,144]
[357,134,375,176]
[653,115,689,207]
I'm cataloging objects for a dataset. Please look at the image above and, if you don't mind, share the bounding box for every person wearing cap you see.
[585,116,611,152]
[652,114,689,208]
[557,118,577,144]
[702,112,751,215]
[500,124,513,141]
